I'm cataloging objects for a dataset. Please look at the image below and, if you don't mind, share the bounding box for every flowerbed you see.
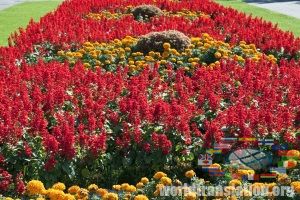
[0,0,300,199]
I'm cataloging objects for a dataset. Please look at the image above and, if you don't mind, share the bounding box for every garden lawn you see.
[215,0,300,37]
[0,0,62,46]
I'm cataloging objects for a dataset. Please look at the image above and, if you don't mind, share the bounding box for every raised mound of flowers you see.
[0,0,300,199]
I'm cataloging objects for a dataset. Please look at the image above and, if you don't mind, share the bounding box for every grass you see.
[215,0,300,37]
[0,0,62,46]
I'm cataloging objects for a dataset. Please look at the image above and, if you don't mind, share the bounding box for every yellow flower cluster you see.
[86,8,209,21]
[185,170,196,178]
[291,181,300,194]
[235,169,255,180]
[58,33,277,74]
[112,183,137,193]
[164,9,209,20]
[25,181,112,200]
[6,168,299,200]
[86,11,127,20]
[26,180,46,196]
[153,171,167,179]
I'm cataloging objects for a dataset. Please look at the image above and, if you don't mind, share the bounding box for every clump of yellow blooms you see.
[235,169,255,179]
[291,181,300,194]
[210,163,222,170]
[136,182,144,188]
[112,184,121,191]
[277,173,291,185]
[103,192,118,200]
[96,188,108,197]
[86,7,209,21]
[153,171,167,179]
[229,179,242,187]
[6,169,298,199]
[87,184,98,192]
[26,180,46,196]
[52,182,66,191]
[160,176,172,185]
[184,192,197,200]
[76,188,89,199]
[140,177,149,184]
[67,185,80,194]
[46,188,65,200]
[185,170,196,178]
[59,33,276,74]
[134,194,149,200]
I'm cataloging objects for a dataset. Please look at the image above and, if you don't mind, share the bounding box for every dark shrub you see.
[134,30,191,54]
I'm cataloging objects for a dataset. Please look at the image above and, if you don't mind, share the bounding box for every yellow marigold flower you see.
[191,62,198,68]
[75,52,83,58]
[103,192,118,200]
[184,192,197,200]
[68,185,80,194]
[57,50,65,56]
[237,169,252,178]
[162,51,169,58]
[163,43,171,50]
[64,194,75,200]
[121,183,130,191]
[96,188,108,197]
[126,185,136,193]
[191,37,200,44]
[136,182,144,188]
[36,198,45,200]
[66,51,73,57]
[214,52,222,59]
[47,188,65,200]
[87,184,98,192]
[140,177,149,184]
[210,163,221,170]
[26,180,46,196]
[83,63,91,68]
[134,195,149,200]
[294,185,300,194]
[125,47,131,52]
[291,181,300,188]
[174,179,182,186]
[291,181,300,194]
[160,177,172,186]
[52,182,66,191]
[156,183,164,191]
[5,198,13,200]
[169,58,177,63]
[153,171,167,180]
[170,49,178,55]
[277,174,291,185]
[204,43,211,49]
[77,188,89,198]
[185,170,196,178]
[153,189,160,196]
[177,61,183,65]
[229,179,242,187]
